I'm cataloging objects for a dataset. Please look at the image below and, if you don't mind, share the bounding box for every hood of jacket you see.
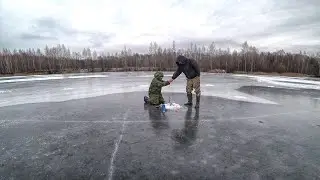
[176,55,188,65]
[154,71,164,80]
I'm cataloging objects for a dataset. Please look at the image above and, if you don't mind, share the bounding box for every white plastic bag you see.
[164,102,182,111]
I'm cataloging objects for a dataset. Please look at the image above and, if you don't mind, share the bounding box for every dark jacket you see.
[172,55,200,80]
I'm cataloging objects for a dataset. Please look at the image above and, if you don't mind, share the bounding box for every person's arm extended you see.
[190,59,200,76]
[155,79,170,87]
[172,67,182,80]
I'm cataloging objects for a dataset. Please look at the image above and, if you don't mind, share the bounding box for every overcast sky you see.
[0,0,319,53]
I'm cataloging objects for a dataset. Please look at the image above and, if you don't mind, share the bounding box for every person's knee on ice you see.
[146,71,171,106]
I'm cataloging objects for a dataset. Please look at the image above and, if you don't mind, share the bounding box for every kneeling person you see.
[144,72,170,106]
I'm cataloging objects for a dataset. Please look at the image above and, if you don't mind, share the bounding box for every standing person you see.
[168,55,201,108]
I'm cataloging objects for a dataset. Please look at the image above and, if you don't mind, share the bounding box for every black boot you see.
[194,95,200,108]
[184,93,193,106]
[144,96,149,104]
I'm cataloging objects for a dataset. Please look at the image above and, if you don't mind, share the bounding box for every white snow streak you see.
[108,111,129,180]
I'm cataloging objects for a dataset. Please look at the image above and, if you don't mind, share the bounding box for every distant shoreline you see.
[0,70,313,78]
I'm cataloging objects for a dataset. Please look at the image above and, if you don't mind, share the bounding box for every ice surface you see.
[0,72,318,108]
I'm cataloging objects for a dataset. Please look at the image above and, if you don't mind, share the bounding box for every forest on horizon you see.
[0,41,319,77]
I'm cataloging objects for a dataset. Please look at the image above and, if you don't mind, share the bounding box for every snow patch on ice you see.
[164,103,182,111]
[205,84,215,87]
[233,96,247,99]
[257,77,320,90]
[68,75,107,79]
[63,88,74,90]
[0,76,27,79]
[0,90,12,93]
[0,74,108,83]
[137,75,172,78]
[233,74,320,90]
[0,76,64,83]
[138,84,149,88]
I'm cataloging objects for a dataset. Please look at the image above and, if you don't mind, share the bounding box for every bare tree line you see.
[0,41,319,77]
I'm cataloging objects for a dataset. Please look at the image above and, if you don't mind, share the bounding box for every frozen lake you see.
[1,72,319,108]
[0,72,320,179]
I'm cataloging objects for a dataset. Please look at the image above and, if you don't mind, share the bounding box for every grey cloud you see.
[20,33,58,40]
[1,0,319,53]
[32,17,77,36]
[170,0,185,7]
[289,44,320,53]
[0,13,7,48]
[88,32,114,48]
[204,0,320,44]
[18,17,115,48]
[272,13,320,32]
[243,13,320,41]
[171,34,242,48]
[273,0,320,12]
[257,43,320,54]
[263,1,319,37]
[36,17,60,29]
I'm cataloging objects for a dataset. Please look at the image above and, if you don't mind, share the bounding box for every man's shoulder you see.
[188,58,197,63]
